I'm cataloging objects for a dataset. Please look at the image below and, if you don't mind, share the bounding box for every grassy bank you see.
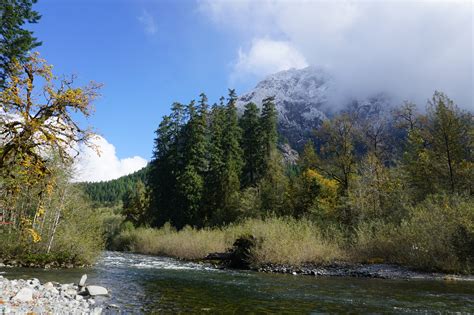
[112,195,473,274]
[112,217,344,265]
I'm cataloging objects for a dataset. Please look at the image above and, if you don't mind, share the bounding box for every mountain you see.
[237,66,391,150]
[237,66,331,149]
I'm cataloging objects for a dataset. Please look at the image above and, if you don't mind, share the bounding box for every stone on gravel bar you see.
[86,285,108,296]
[1,275,107,314]
[12,287,33,302]
[43,282,54,290]
[79,274,87,287]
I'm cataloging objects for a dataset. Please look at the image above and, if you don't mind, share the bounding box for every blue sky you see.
[34,0,252,163]
[29,1,471,181]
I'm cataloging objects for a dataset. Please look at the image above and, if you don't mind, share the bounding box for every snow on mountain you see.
[237,66,392,150]
[237,66,331,149]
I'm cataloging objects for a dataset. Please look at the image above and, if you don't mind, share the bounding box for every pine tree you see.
[260,96,278,161]
[207,90,244,225]
[148,115,176,226]
[203,99,226,224]
[240,102,261,187]
[1,0,41,87]
[176,95,209,227]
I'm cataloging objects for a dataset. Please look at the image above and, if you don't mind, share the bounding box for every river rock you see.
[43,282,54,290]
[86,285,108,296]
[64,288,77,297]
[91,307,103,315]
[49,287,59,295]
[12,287,33,302]
[79,274,87,287]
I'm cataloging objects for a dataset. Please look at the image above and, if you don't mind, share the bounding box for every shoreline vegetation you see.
[111,197,474,276]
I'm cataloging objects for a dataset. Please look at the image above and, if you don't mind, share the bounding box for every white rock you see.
[91,307,102,315]
[43,282,54,290]
[13,287,33,302]
[75,294,83,301]
[86,285,108,296]
[64,288,77,297]
[49,287,59,295]
[79,274,87,287]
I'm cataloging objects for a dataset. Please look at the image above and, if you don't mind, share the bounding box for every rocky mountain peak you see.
[237,66,331,149]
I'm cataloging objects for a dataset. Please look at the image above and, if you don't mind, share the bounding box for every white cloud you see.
[138,10,157,35]
[231,38,308,83]
[200,0,473,109]
[73,135,148,182]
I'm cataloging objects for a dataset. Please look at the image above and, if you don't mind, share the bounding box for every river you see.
[1,251,473,313]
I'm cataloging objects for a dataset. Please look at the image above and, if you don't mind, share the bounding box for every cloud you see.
[231,38,308,83]
[201,0,473,109]
[138,10,157,35]
[73,135,148,182]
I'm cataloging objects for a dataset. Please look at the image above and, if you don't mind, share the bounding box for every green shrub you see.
[354,194,474,273]
[0,186,105,266]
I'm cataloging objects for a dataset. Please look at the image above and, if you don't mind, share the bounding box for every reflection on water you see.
[1,251,473,313]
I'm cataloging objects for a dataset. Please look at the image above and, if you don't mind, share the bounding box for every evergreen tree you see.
[122,180,148,226]
[208,90,244,225]
[240,102,261,187]
[204,100,226,224]
[256,97,287,216]
[177,95,209,227]
[148,115,176,226]
[260,96,278,162]
[148,102,187,228]
[0,0,41,87]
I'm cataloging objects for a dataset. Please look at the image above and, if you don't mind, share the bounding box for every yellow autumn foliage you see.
[303,168,339,218]
[0,52,102,245]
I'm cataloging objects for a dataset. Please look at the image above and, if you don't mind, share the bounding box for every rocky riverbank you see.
[203,252,474,281]
[0,274,109,314]
[254,262,474,281]
[0,258,87,269]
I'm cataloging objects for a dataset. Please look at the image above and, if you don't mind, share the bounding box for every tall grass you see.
[113,195,473,273]
[115,223,231,260]
[114,217,344,266]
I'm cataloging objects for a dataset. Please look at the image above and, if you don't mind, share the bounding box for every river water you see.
[1,251,473,313]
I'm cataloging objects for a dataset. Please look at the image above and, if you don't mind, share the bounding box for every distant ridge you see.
[78,165,149,205]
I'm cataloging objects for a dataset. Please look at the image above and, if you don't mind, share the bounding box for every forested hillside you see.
[79,166,149,205]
